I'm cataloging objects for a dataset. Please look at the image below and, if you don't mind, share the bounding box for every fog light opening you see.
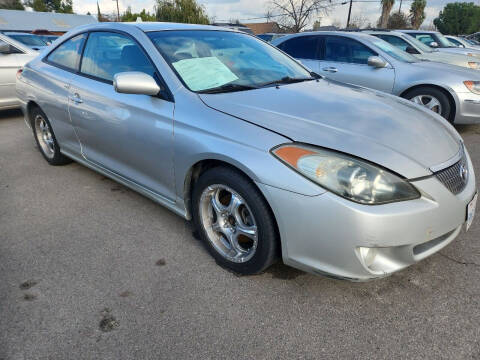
[359,247,378,268]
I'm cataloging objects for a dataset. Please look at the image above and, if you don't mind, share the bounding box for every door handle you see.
[69,93,83,104]
[322,67,338,73]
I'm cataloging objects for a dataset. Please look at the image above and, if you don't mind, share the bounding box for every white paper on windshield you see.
[172,56,238,91]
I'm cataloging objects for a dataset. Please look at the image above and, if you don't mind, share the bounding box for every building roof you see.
[244,22,281,35]
[0,9,97,32]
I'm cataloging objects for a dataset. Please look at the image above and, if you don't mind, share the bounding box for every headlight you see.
[272,144,420,205]
[464,80,480,94]
[468,62,480,69]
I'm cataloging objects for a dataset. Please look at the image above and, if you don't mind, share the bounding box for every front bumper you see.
[257,150,476,281]
[454,91,480,124]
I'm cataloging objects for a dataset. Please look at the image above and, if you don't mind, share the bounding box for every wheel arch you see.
[183,158,282,255]
[399,84,457,123]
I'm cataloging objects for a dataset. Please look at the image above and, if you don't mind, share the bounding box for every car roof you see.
[3,31,39,35]
[400,30,437,34]
[272,31,377,44]
[363,30,406,36]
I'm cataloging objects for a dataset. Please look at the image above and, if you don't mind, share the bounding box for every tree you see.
[26,0,73,13]
[347,13,369,29]
[387,11,409,29]
[122,6,156,22]
[434,2,480,35]
[409,0,426,29]
[269,0,330,33]
[156,0,209,24]
[0,0,25,10]
[378,0,395,28]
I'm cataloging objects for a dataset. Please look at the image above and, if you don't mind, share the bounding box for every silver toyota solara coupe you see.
[16,23,477,281]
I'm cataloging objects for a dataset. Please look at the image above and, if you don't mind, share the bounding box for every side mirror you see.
[0,41,12,54]
[113,72,161,96]
[405,45,419,54]
[367,56,387,68]
[429,41,439,48]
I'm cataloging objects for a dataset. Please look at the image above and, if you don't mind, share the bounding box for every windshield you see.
[8,34,46,46]
[435,33,455,47]
[401,34,434,53]
[148,30,312,93]
[370,37,418,63]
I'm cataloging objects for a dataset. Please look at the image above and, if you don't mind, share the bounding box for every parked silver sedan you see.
[17,23,477,280]
[399,30,480,57]
[273,31,480,124]
[364,30,480,70]
[0,33,37,110]
[446,35,480,50]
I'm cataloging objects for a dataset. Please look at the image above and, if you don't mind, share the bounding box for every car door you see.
[276,35,321,72]
[0,39,30,108]
[68,31,175,200]
[318,35,395,93]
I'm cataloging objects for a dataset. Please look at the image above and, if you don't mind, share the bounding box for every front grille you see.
[434,148,468,195]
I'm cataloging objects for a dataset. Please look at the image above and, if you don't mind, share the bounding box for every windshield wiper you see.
[198,83,258,94]
[259,76,316,88]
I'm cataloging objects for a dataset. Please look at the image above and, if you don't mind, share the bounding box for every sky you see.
[73,0,457,29]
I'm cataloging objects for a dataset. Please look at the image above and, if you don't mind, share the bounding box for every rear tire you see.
[192,166,279,275]
[403,87,452,122]
[30,107,71,166]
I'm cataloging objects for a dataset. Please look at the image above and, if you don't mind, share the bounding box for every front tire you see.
[403,87,452,122]
[192,167,279,275]
[30,107,71,166]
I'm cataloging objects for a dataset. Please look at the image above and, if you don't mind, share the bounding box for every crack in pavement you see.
[439,252,480,267]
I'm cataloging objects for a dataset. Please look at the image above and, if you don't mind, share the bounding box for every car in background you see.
[40,35,60,45]
[399,30,480,57]
[211,22,254,34]
[364,30,480,70]
[445,35,480,50]
[0,33,37,110]
[2,32,47,51]
[257,33,285,42]
[16,22,477,280]
[272,31,480,124]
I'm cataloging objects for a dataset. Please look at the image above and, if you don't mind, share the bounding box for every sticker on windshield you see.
[172,56,239,91]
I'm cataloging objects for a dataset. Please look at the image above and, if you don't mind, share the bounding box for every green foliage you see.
[0,0,25,10]
[156,0,209,24]
[121,7,156,22]
[26,0,73,13]
[434,2,480,35]
[409,0,426,29]
[387,11,409,29]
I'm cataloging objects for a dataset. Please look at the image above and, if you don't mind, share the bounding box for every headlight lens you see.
[468,62,480,69]
[464,80,480,94]
[272,144,420,205]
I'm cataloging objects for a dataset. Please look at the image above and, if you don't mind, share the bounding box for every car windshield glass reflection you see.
[148,30,313,93]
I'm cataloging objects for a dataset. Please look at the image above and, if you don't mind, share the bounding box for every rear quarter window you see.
[46,34,86,71]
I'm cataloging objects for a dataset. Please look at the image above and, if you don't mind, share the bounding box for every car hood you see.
[409,59,480,77]
[420,51,477,66]
[199,80,461,179]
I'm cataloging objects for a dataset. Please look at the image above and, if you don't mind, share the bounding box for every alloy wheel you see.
[34,115,55,159]
[199,184,258,263]
[410,95,442,114]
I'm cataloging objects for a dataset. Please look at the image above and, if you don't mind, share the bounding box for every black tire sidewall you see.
[192,167,278,275]
[405,87,452,122]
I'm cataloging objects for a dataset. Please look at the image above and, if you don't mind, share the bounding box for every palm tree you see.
[379,0,395,28]
[409,0,426,29]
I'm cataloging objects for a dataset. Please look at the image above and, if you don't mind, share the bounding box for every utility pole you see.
[399,0,403,13]
[346,0,353,28]
[113,0,120,21]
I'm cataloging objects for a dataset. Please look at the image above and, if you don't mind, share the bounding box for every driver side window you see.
[80,32,156,82]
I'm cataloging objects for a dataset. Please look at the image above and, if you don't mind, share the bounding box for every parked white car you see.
[0,33,37,110]
[364,30,480,70]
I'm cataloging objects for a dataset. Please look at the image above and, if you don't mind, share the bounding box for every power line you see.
[217,0,414,22]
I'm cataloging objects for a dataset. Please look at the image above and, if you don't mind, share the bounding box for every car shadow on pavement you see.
[0,109,23,120]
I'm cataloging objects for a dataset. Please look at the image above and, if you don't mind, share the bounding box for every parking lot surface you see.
[0,110,479,359]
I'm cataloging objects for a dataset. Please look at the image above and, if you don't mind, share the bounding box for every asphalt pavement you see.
[0,109,479,359]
